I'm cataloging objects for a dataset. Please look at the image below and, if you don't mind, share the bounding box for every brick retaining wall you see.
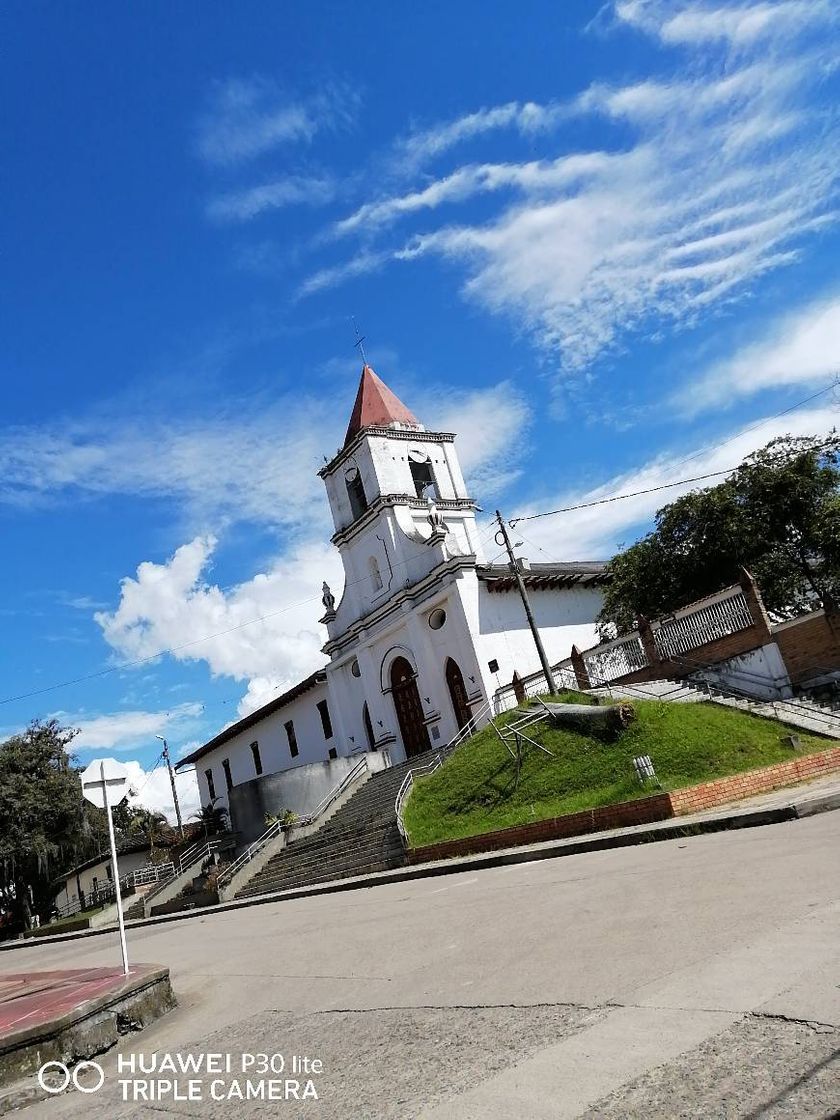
[773,611,840,684]
[407,746,840,864]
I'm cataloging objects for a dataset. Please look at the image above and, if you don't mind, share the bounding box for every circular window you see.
[428,608,447,631]
[350,659,361,678]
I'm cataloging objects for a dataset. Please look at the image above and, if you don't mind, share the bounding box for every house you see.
[52,840,156,916]
[177,364,608,845]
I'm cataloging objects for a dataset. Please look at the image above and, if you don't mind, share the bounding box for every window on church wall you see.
[250,740,263,776]
[205,768,216,800]
[409,456,438,500]
[285,719,299,758]
[369,555,383,592]
[345,467,368,521]
[222,759,233,792]
[317,699,333,740]
[363,703,377,750]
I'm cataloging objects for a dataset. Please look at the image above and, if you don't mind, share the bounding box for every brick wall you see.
[407,793,675,863]
[668,745,840,814]
[773,611,840,684]
[407,747,840,864]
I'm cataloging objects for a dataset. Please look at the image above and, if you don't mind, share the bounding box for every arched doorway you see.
[390,656,431,758]
[445,657,472,732]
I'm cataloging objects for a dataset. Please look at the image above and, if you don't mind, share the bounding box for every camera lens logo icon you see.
[38,1060,105,1094]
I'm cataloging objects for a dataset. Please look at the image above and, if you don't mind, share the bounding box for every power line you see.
[510,382,839,527]
[509,467,735,524]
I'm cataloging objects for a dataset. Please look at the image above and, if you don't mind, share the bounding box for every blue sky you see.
[2,0,839,819]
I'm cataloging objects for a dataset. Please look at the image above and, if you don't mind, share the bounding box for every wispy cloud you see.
[0,375,525,532]
[196,77,359,166]
[615,0,837,45]
[207,176,335,222]
[305,1,838,380]
[57,702,204,753]
[517,403,839,558]
[680,291,840,413]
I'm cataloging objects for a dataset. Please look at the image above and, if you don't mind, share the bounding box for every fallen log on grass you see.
[535,700,636,739]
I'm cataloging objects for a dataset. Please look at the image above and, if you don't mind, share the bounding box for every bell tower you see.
[318,365,485,635]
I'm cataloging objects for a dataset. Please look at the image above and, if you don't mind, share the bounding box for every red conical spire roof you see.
[343,365,421,447]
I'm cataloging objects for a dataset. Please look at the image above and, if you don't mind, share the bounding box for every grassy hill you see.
[403,692,832,847]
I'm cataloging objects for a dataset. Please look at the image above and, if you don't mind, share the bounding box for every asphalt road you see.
[3,812,839,1118]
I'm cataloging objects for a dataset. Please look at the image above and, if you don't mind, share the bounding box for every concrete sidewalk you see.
[3,771,840,953]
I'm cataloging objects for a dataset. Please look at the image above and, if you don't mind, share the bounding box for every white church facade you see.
[178,366,607,839]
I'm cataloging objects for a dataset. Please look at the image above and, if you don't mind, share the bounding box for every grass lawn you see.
[403,692,833,846]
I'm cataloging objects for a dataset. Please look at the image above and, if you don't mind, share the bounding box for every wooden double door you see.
[390,657,431,758]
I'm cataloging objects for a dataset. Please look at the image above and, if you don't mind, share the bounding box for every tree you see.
[0,720,86,930]
[598,433,840,637]
[126,808,173,860]
[192,801,229,838]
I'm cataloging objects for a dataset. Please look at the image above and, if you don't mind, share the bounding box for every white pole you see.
[101,760,130,976]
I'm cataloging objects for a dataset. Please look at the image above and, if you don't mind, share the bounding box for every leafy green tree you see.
[0,720,86,929]
[126,807,173,859]
[598,433,840,637]
[192,801,229,838]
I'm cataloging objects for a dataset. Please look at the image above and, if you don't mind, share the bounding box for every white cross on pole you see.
[80,758,130,975]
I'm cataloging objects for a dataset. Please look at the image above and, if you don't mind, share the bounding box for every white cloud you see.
[310,5,838,378]
[682,291,840,412]
[207,176,335,222]
[515,404,838,559]
[615,0,836,45]
[421,381,531,494]
[58,703,204,752]
[95,536,341,716]
[0,398,335,531]
[0,375,527,531]
[196,78,358,165]
[87,379,529,711]
[121,760,202,825]
[396,101,567,169]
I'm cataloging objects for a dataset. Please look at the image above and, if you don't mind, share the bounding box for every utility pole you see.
[495,510,558,695]
[157,736,185,839]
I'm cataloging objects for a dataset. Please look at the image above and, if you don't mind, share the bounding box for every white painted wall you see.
[54,848,151,913]
[457,576,603,699]
[695,641,793,700]
[193,681,338,817]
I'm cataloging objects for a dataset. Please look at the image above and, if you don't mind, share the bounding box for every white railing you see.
[493,663,579,714]
[395,754,447,845]
[217,755,370,888]
[395,697,496,845]
[653,587,753,659]
[140,841,221,911]
[583,632,649,685]
[130,862,176,887]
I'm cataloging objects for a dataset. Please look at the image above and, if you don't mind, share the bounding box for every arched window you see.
[345,467,368,521]
[363,703,376,750]
[369,555,383,592]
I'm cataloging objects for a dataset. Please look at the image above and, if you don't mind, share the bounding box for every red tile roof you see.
[343,365,420,447]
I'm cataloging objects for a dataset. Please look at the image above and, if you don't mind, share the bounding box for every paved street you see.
[3,813,839,1118]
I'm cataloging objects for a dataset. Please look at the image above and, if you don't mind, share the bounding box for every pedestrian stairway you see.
[588,677,840,738]
[235,753,442,900]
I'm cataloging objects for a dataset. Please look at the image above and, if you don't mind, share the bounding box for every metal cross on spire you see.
[352,316,368,366]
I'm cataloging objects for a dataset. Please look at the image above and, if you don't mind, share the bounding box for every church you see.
[177,365,608,841]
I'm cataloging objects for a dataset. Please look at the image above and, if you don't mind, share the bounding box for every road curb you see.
[3,796,829,953]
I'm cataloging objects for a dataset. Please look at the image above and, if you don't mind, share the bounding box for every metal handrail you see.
[218,755,369,887]
[395,697,495,845]
[142,841,221,907]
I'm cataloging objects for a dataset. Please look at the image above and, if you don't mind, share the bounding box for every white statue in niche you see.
[426,499,447,535]
[369,555,384,592]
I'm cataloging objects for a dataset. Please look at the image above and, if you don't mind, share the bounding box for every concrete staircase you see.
[588,678,840,738]
[235,754,440,900]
